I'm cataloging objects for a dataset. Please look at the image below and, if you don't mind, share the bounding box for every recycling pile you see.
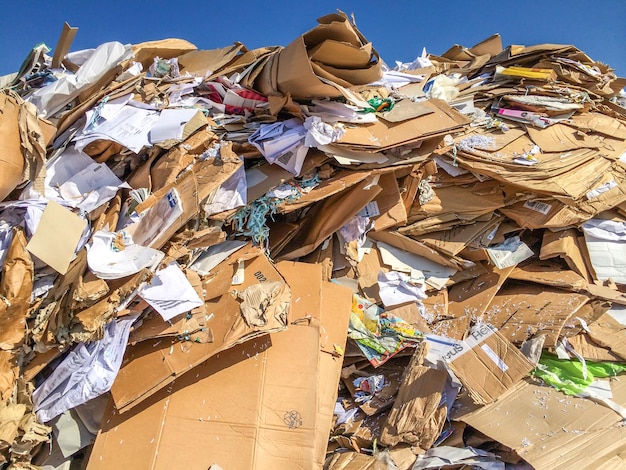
[1,11,626,470]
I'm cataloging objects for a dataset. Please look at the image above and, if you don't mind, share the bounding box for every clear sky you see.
[1,0,624,78]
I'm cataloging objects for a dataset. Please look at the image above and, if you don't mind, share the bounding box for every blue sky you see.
[1,1,624,77]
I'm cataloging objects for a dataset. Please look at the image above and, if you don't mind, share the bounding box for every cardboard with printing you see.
[444,324,534,405]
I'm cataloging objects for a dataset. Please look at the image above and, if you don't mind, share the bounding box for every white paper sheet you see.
[28,42,133,118]
[583,232,626,284]
[149,108,200,143]
[124,188,183,248]
[74,105,159,154]
[19,147,127,213]
[248,118,308,176]
[377,270,427,308]
[582,218,626,242]
[485,236,534,269]
[87,231,164,280]
[189,240,247,276]
[203,163,247,216]
[33,315,138,423]
[139,262,204,321]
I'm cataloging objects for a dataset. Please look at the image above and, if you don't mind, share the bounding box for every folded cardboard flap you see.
[445,324,534,405]
[91,262,352,470]
[110,249,289,412]
[456,379,626,470]
[275,11,381,100]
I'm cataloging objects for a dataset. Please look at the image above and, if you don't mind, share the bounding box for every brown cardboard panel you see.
[436,265,515,340]
[445,325,534,405]
[278,176,382,260]
[587,313,626,361]
[111,251,288,412]
[456,379,626,470]
[567,334,624,362]
[540,229,591,282]
[510,259,587,290]
[91,263,352,470]
[337,99,469,151]
[380,346,448,447]
[482,282,590,347]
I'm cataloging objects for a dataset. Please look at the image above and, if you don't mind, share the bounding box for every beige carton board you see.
[482,283,590,347]
[456,378,626,470]
[445,325,534,405]
[337,99,469,151]
[110,251,288,412]
[90,263,352,470]
[26,200,87,275]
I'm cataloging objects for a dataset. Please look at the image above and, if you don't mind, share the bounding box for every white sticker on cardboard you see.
[481,344,509,372]
[523,200,552,215]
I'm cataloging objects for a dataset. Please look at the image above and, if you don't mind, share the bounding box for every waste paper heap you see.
[1,12,626,470]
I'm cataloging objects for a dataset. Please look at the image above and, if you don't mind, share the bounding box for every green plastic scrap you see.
[360,97,395,114]
[532,353,626,396]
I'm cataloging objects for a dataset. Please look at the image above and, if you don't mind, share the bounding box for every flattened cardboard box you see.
[89,263,353,469]
[445,324,534,404]
[455,379,626,470]
[110,249,288,412]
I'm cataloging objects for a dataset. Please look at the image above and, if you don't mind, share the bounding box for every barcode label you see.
[358,201,380,218]
[523,200,552,215]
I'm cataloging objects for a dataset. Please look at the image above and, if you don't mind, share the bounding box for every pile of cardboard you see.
[1,11,626,470]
